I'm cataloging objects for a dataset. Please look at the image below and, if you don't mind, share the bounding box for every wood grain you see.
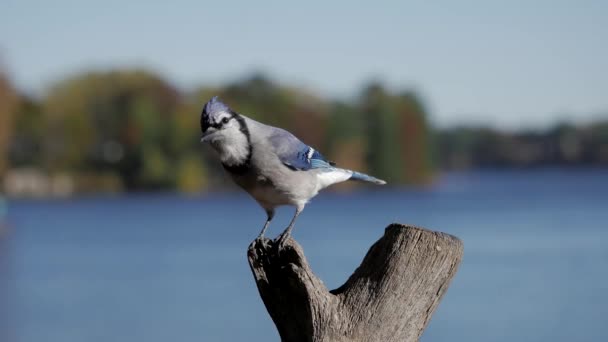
[248,223,463,342]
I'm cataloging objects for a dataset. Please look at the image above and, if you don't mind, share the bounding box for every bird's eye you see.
[221,117,230,125]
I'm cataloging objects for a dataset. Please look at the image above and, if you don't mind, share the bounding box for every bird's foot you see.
[275,231,291,250]
[254,234,271,248]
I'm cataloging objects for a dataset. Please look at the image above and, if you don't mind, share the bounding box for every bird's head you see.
[200,97,252,166]
[200,96,243,145]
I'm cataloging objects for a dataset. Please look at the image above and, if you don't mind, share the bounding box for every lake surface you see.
[2,169,608,341]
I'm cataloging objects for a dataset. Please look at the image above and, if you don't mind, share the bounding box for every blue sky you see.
[1,0,607,128]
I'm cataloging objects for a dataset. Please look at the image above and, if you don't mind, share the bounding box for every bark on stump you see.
[247,223,463,342]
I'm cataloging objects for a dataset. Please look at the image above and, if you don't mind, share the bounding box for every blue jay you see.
[200,96,386,243]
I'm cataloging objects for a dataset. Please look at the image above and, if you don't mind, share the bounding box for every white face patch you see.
[207,112,250,166]
[217,133,250,165]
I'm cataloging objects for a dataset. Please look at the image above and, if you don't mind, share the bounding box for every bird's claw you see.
[254,235,271,248]
[275,232,290,250]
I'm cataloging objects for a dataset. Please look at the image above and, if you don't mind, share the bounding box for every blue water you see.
[2,169,608,341]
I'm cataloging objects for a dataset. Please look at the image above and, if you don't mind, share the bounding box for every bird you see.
[199,96,386,244]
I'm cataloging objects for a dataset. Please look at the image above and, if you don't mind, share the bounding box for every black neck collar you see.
[222,111,252,175]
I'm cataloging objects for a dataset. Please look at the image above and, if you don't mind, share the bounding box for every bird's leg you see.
[276,206,303,247]
[257,209,275,239]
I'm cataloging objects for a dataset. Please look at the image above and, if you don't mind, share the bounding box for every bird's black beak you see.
[200,128,217,143]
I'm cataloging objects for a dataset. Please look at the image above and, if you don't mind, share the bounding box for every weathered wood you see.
[247,223,463,342]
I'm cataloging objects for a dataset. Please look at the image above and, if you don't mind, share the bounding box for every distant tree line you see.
[1,69,433,194]
[1,67,607,195]
[436,123,608,169]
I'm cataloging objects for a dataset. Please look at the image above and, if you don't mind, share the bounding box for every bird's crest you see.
[203,96,231,117]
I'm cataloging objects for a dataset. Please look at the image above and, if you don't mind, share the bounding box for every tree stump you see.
[247,223,463,342]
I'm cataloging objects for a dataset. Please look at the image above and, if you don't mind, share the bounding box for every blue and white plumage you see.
[200,96,386,243]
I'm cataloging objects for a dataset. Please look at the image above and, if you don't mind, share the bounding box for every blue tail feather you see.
[349,171,387,185]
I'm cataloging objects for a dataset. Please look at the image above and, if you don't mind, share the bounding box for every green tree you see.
[325,101,367,176]
[9,97,45,167]
[360,83,435,184]
[0,70,19,179]
[43,69,180,190]
[361,83,404,183]
[396,91,434,184]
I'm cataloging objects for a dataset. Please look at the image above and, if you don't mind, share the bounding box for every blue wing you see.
[268,128,333,171]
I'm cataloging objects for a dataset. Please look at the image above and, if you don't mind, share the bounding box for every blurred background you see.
[1,1,607,341]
